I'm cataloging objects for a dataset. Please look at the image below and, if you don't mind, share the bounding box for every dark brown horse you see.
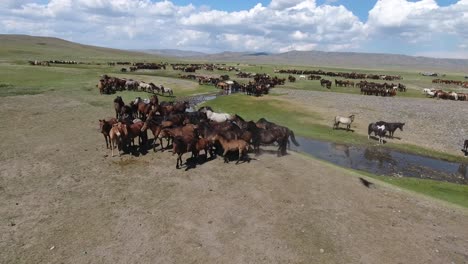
[113,96,124,119]
[99,118,118,149]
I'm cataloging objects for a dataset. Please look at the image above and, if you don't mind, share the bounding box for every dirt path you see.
[1,94,468,263]
[273,88,468,156]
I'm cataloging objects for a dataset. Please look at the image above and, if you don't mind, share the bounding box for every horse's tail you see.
[289,129,300,146]
[367,123,373,136]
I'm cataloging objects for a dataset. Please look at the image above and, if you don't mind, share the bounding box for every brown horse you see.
[99,118,118,149]
[97,79,105,94]
[212,134,249,164]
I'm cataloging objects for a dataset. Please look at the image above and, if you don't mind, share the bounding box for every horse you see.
[173,136,191,169]
[255,117,300,149]
[333,115,355,131]
[97,79,105,95]
[368,123,387,144]
[109,123,126,157]
[212,134,249,164]
[113,96,124,119]
[161,86,174,96]
[205,110,232,123]
[463,140,468,155]
[375,121,405,138]
[99,118,118,149]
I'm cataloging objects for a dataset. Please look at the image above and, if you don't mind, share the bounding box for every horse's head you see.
[349,115,355,122]
[399,123,405,131]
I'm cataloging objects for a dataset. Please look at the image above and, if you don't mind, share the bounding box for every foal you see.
[213,134,249,164]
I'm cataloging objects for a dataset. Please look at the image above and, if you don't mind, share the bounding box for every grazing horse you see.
[375,121,405,138]
[161,86,174,96]
[463,139,468,154]
[113,96,124,119]
[333,115,355,131]
[368,123,387,144]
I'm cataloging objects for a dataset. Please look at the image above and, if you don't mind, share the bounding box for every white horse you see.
[299,75,306,80]
[161,86,173,96]
[449,91,458,100]
[138,82,152,92]
[333,114,355,131]
[423,88,436,97]
[206,110,232,123]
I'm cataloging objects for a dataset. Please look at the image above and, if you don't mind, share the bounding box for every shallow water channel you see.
[186,93,468,185]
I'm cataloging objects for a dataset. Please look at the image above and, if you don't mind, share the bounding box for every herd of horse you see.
[97,75,173,96]
[423,88,468,101]
[100,95,300,168]
[275,69,402,81]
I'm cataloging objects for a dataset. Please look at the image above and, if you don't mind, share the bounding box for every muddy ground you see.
[1,93,468,264]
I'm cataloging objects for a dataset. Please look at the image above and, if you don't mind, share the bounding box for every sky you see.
[0,0,467,58]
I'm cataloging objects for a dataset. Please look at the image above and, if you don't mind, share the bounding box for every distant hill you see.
[1,34,467,72]
[0,34,165,62]
[185,50,468,73]
[139,49,207,57]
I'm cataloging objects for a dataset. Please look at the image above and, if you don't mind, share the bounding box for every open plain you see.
[1,35,468,263]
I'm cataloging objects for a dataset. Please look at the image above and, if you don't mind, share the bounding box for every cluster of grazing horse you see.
[355,81,406,97]
[335,79,355,87]
[275,69,402,80]
[27,60,50,66]
[97,75,173,96]
[423,89,468,101]
[100,96,300,168]
[432,79,468,87]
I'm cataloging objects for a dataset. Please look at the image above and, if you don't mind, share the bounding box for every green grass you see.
[356,170,468,209]
[303,154,468,209]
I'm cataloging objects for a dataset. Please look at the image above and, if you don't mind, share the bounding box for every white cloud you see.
[0,0,467,56]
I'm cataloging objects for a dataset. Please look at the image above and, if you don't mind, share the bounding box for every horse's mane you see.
[234,114,245,122]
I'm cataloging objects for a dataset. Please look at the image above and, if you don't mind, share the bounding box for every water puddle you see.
[291,137,468,185]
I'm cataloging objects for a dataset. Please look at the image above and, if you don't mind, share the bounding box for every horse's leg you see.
[104,134,109,149]
[223,150,229,163]
[236,148,242,164]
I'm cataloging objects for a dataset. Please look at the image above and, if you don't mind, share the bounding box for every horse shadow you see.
[334,127,355,132]
[183,154,218,171]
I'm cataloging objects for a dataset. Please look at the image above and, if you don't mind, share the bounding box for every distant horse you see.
[368,123,387,144]
[375,121,405,138]
[463,140,468,155]
[333,115,355,131]
[113,96,124,119]
[161,86,174,96]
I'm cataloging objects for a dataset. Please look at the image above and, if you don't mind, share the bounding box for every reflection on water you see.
[292,137,468,185]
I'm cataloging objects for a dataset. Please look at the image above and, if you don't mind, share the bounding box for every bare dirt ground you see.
[274,88,468,156]
[1,93,468,264]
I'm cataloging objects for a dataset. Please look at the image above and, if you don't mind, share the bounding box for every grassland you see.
[1,35,467,209]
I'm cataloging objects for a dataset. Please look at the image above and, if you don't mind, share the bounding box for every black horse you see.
[375,121,405,138]
[368,123,387,144]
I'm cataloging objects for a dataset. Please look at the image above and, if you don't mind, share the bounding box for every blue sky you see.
[0,0,467,58]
